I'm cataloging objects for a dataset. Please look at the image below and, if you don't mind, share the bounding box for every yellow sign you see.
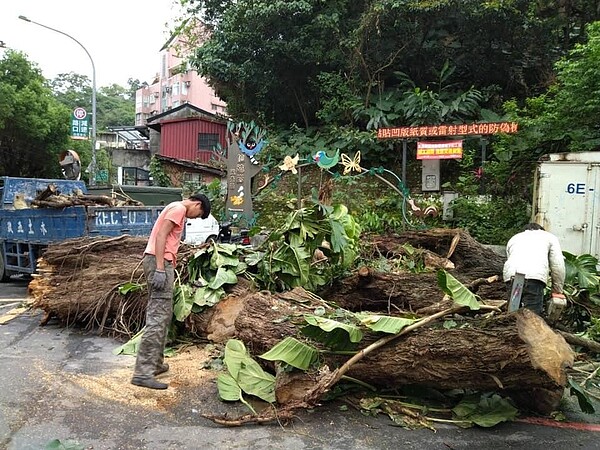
[417,140,463,160]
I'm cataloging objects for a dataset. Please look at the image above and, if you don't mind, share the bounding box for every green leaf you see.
[568,377,596,414]
[210,251,241,270]
[193,286,224,307]
[216,373,257,414]
[222,339,275,403]
[223,339,248,379]
[217,373,243,402]
[118,282,143,295]
[304,315,363,343]
[437,270,480,310]
[238,363,276,403]
[260,337,319,370]
[173,284,195,322]
[356,313,418,334]
[112,329,144,356]
[564,252,600,291]
[208,267,239,289]
[45,440,85,450]
[452,393,518,427]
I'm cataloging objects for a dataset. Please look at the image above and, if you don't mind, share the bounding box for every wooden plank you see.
[0,307,28,325]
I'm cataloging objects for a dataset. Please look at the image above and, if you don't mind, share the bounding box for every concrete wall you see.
[108,148,151,170]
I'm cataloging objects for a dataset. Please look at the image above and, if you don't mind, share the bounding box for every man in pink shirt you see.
[131,193,211,389]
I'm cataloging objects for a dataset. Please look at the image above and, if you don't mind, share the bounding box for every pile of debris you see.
[28,228,578,423]
[14,183,143,209]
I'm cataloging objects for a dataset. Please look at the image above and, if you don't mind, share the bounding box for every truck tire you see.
[0,251,11,282]
[206,234,218,244]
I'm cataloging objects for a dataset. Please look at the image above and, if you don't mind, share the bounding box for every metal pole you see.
[19,15,97,186]
[479,138,487,194]
[402,140,408,185]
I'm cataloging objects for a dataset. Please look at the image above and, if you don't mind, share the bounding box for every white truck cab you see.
[184,214,220,245]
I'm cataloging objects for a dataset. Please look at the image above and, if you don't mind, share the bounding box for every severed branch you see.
[558,330,600,354]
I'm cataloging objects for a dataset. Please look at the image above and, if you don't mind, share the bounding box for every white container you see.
[532,151,600,258]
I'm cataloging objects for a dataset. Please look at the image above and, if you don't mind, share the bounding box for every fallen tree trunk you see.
[379,228,506,278]
[320,228,507,312]
[214,289,574,415]
[320,267,506,313]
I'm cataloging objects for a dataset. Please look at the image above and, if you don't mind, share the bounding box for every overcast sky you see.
[1,0,180,87]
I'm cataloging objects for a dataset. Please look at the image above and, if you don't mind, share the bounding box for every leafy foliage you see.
[251,200,361,292]
[173,242,248,322]
[186,0,598,128]
[0,50,70,178]
[259,337,319,371]
[149,155,172,187]
[437,270,481,310]
[449,195,530,245]
[451,393,518,427]
[561,252,600,334]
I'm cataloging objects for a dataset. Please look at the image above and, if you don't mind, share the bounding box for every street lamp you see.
[18,15,97,186]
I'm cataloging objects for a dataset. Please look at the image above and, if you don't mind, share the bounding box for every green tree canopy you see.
[0,51,70,178]
[185,0,600,129]
[487,20,600,196]
[50,73,135,131]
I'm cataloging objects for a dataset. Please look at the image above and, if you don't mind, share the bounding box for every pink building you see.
[135,33,226,126]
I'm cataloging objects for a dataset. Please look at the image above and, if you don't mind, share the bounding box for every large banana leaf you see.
[221,339,276,404]
[302,315,363,349]
[564,252,600,291]
[193,286,224,307]
[173,284,195,321]
[260,337,319,370]
[216,373,256,414]
[207,267,238,289]
[437,270,480,310]
[356,313,418,334]
[238,364,276,404]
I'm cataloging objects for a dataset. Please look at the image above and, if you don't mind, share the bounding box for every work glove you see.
[151,270,167,290]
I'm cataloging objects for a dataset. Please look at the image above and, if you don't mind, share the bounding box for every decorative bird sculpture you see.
[312,149,340,170]
[238,139,265,165]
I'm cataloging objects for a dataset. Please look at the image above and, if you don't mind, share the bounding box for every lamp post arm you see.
[19,16,97,186]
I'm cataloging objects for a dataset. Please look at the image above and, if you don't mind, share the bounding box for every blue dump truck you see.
[0,177,163,281]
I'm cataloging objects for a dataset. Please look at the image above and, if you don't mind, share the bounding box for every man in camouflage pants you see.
[131,193,211,390]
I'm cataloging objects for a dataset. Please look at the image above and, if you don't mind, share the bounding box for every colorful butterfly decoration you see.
[279,154,300,174]
[340,151,363,175]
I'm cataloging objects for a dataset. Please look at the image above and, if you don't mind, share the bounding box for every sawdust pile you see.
[36,345,216,411]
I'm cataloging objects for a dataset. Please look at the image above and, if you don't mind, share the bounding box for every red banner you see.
[377,122,518,139]
[417,140,463,160]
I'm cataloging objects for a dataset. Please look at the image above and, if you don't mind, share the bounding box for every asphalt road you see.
[1,279,600,450]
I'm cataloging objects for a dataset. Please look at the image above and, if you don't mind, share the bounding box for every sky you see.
[1,0,181,88]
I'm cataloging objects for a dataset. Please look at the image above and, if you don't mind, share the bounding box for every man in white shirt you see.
[503,223,566,315]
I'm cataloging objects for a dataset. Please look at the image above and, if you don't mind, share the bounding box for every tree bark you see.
[223,289,573,414]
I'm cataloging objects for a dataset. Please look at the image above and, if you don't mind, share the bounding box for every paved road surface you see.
[1,279,600,450]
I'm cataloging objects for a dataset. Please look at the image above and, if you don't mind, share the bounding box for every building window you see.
[198,133,220,150]
[183,172,202,182]
[123,167,150,186]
